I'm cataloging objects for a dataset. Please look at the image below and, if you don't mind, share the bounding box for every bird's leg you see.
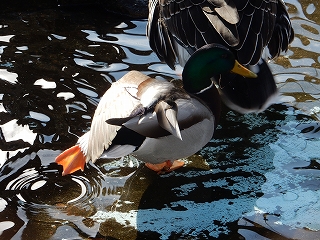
[145,160,184,174]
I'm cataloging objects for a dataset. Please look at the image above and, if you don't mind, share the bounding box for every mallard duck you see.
[55,44,256,175]
[147,0,294,113]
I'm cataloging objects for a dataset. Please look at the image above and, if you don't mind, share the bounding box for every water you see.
[0,1,320,239]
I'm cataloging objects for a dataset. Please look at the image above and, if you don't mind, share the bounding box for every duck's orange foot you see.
[55,145,86,176]
[145,160,184,174]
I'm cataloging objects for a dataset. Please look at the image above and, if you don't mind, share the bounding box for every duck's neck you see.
[196,86,221,128]
[181,44,236,127]
[181,45,234,94]
[182,64,214,94]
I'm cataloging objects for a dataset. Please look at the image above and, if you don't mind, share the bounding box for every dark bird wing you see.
[147,0,294,67]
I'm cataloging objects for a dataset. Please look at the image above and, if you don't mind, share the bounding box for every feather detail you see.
[86,71,149,163]
[148,0,294,66]
[122,112,174,138]
[100,145,137,159]
[137,78,175,108]
[155,101,182,140]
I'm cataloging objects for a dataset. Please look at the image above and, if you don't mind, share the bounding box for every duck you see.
[147,0,294,113]
[55,43,257,175]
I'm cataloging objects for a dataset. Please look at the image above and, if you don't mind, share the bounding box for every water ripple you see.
[0,1,320,239]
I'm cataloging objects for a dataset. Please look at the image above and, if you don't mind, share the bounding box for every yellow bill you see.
[231,60,257,78]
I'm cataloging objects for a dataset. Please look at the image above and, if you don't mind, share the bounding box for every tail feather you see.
[55,145,86,176]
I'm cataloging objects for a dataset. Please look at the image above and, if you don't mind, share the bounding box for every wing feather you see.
[148,0,294,67]
[85,71,149,162]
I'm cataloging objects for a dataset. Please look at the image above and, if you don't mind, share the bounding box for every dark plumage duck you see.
[147,0,294,113]
[55,44,256,175]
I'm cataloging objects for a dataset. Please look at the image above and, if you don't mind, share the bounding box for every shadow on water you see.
[0,1,320,239]
[98,104,320,240]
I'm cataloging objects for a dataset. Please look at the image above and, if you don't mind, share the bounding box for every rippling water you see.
[0,1,320,239]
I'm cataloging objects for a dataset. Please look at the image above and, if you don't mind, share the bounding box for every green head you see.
[182,44,256,93]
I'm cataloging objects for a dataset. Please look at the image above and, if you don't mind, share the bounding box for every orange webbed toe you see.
[145,160,184,174]
[55,145,86,176]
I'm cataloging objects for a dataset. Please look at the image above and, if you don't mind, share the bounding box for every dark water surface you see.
[0,1,320,239]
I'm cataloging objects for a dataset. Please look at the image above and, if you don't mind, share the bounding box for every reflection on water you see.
[275,1,320,119]
[0,1,320,239]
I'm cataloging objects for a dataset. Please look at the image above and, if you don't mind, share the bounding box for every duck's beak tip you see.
[232,60,258,78]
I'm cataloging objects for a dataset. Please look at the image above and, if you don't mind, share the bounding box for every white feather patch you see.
[139,80,173,107]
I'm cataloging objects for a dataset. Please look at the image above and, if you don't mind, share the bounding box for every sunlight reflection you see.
[1,120,36,144]
[0,69,18,84]
[34,79,57,89]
